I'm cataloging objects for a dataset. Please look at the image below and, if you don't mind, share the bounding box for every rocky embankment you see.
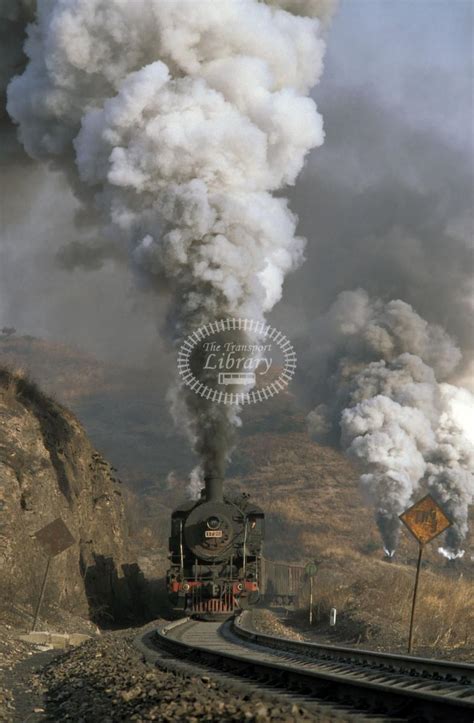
[0,368,143,624]
[29,628,312,722]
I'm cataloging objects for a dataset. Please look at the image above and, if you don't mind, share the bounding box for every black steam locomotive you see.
[167,476,264,618]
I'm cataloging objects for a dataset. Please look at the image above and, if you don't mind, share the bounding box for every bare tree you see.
[1,327,16,337]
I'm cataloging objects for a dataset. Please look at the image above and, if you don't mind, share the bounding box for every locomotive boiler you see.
[167,475,264,618]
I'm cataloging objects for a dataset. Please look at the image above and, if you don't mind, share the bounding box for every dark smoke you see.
[56,240,125,272]
[282,91,473,373]
[0,0,35,164]
[5,0,333,492]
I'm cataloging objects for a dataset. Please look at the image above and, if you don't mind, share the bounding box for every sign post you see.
[32,518,75,631]
[304,561,318,625]
[399,495,452,654]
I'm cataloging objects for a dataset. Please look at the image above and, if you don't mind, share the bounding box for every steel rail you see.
[234,610,474,685]
[135,619,377,722]
[150,615,474,721]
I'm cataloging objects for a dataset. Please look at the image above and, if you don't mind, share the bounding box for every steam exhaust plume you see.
[7,0,333,490]
[307,289,474,555]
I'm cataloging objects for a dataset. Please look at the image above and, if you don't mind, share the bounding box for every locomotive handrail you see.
[179,520,184,578]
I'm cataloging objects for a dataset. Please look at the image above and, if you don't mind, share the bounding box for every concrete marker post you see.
[304,561,318,626]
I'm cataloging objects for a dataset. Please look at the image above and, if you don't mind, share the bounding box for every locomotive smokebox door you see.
[184,501,234,562]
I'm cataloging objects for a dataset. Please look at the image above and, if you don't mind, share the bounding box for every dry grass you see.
[1,340,472,659]
[226,423,474,659]
[229,426,473,566]
[0,365,26,395]
[295,551,473,658]
[0,365,63,413]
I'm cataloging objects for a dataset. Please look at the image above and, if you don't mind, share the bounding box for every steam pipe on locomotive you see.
[167,474,264,619]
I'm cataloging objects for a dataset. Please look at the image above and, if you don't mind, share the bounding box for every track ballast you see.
[135,611,474,722]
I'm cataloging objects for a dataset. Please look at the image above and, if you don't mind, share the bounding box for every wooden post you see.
[32,556,51,632]
[408,545,423,654]
[309,576,313,624]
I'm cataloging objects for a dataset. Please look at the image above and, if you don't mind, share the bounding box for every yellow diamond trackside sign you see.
[399,495,452,546]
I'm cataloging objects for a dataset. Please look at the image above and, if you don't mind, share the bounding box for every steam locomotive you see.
[167,476,264,618]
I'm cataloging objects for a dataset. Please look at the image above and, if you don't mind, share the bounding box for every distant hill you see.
[2,334,471,658]
[0,335,112,402]
[1,334,472,569]
[0,335,194,487]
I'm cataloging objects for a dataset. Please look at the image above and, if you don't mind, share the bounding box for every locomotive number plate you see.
[205,530,223,538]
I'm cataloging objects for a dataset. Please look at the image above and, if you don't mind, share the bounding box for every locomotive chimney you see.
[204,475,223,502]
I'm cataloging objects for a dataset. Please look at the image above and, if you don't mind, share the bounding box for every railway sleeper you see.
[153,621,474,721]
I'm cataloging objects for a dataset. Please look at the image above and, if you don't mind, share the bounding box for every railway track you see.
[135,612,474,722]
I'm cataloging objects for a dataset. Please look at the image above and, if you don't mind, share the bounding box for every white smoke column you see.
[307,289,473,554]
[427,384,474,558]
[7,0,332,483]
[341,390,436,553]
[187,465,204,501]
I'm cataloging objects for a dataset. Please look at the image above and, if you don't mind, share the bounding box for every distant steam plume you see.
[307,289,474,556]
[427,385,474,557]
[7,0,333,488]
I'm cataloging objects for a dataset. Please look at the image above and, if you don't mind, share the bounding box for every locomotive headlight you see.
[182,582,190,592]
[236,582,243,591]
[206,516,221,530]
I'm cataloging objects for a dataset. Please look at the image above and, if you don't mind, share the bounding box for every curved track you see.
[135,612,474,722]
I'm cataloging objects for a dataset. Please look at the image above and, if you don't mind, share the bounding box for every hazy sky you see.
[1,0,472,372]
[325,0,471,149]
[272,0,473,378]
